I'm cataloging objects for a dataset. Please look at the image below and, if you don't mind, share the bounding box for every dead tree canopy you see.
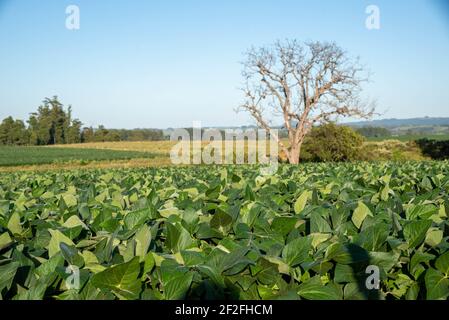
[240,40,375,164]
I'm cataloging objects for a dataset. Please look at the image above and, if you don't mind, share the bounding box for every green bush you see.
[302,123,365,162]
[415,138,449,160]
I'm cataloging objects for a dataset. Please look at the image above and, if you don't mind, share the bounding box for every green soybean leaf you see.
[48,229,75,257]
[294,191,311,214]
[325,243,369,265]
[164,272,193,300]
[210,210,233,229]
[91,257,141,300]
[62,194,77,208]
[135,224,151,262]
[0,232,13,250]
[403,220,432,248]
[60,243,84,267]
[425,268,449,300]
[298,276,341,300]
[166,222,195,253]
[7,212,22,235]
[125,208,151,230]
[425,228,443,247]
[282,237,311,267]
[435,251,449,275]
[0,262,20,293]
[351,202,372,229]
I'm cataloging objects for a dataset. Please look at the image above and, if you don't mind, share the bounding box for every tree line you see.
[355,126,391,138]
[0,96,164,146]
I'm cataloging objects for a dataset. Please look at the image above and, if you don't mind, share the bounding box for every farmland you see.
[0,162,448,300]
[0,146,159,167]
[366,134,449,142]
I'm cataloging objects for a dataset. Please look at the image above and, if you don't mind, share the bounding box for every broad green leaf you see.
[403,220,432,248]
[282,237,311,267]
[435,251,449,275]
[35,254,65,277]
[406,204,438,220]
[0,232,13,250]
[62,194,77,208]
[142,253,155,279]
[325,243,369,265]
[0,200,9,216]
[310,233,331,248]
[298,276,341,300]
[0,262,20,293]
[425,268,449,300]
[369,251,400,273]
[164,272,193,300]
[222,247,253,275]
[354,224,390,251]
[13,275,51,300]
[63,215,87,229]
[252,258,280,285]
[270,216,297,236]
[406,282,420,300]
[294,191,311,214]
[135,224,151,262]
[351,202,372,229]
[160,259,193,299]
[410,250,435,275]
[310,211,332,233]
[125,208,151,230]
[181,250,204,266]
[166,222,195,253]
[7,212,22,235]
[82,250,105,274]
[425,228,443,247]
[91,257,142,300]
[263,256,290,275]
[380,185,390,201]
[159,207,181,218]
[334,264,357,284]
[60,243,84,267]
[343,283,367,300]
[48,229,75,257]
[210,210,233,229]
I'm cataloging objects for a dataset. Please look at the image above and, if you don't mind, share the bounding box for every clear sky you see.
[0,0,448,129]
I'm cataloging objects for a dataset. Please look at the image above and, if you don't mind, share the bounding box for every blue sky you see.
[0,0,448,129]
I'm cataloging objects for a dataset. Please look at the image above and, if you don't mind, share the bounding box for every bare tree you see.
[239,40,375,164]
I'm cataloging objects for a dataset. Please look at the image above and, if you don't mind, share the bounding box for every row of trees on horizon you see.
[0,96,164,146]
[0,96,394,147]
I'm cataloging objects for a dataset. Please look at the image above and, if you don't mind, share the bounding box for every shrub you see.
[301,123,365,162]
[359,140,427,161]
[415,139,449,160]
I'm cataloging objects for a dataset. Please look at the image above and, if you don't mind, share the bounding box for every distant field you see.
[53,141,177,154]
[52,140,280,158]
[0,146,159,167]
[0,140,278,171]
[52,140,286,154]
[0,136,437,171]
[366,134,449,142]
[42,138,431,164]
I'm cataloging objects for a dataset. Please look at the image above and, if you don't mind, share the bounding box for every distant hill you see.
[162,117,449,136]
[344,117,449,128]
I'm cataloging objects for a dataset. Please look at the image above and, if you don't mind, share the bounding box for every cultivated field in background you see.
[0,138,429,172]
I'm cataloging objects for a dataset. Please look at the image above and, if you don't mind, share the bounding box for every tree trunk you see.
[288,142,302,164]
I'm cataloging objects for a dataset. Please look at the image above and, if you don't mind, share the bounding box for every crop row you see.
[0,162,448,299]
